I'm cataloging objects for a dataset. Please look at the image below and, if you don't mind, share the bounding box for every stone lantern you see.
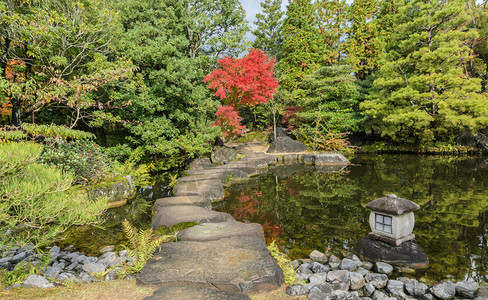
[365,194,420,247]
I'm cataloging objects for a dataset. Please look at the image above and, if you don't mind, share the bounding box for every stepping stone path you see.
[137,142,350,298]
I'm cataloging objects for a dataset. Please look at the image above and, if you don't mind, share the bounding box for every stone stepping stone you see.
[174,180,224,200]
[136,236,283,293]
[152,205,234,229]
[144,285,250,300]
[153,196,211,211]
[314,153,350,166]
[183,168,247,178]
[177,172,230,184]
[177,222,264,242]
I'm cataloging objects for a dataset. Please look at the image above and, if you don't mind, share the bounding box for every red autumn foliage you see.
[213,105,245,138]
[204,49,279,107]
[204,49,279,137]
[5,59,26,83]
[282,106,302,134]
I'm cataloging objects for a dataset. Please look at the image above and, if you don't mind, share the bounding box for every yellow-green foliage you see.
[267,240,300,285]
[22,123,95,140]
[234,130,269,143]
[113,160,151,187]
[0,142,107,248]
[120,219,174,276]
[0,124,95,142]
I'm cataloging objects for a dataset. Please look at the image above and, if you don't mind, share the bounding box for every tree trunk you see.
[273,110,277,140]
[11,97,22,127]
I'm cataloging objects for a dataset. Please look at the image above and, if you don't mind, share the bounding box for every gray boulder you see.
[269,127,290,142]
[455,281,479,298]
[365,273,388,289]
[267,136,307,153]
[310,250,328,263]
[341,258,361,271]
[405,279,428,297]
[82,262,106,275]
[364,283,376,297]
[298,263,313,276]
[332,290,361,300]
[44,266,63,278]
[308,283,334,300]
[349,272,366,290]
[211,146,238,164]
[24,275,54,288]
[308,272,327,287]
[188,157,213,170]
[431,281,456,299]
[387,280,407,299]
[310,261,329,273]
[327,270,351,291]
[362,261,373,270]
[375,262,393,275]
[286,284,309,296]
[329,255,342,269]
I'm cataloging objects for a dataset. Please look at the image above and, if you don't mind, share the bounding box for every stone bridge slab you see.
[136,236,283,293]
[177,222,264,242]
[152,206,234,229]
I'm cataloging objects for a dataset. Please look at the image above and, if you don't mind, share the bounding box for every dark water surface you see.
[56,181,172,256]
[216,154,488,283]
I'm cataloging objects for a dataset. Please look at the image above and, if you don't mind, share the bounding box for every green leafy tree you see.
[361,0,488,144]
[469,1,488,92]
[297,65,362,150]
[110,0,249,165]
[315,0,349,64]
[345,0,385,79]
[252,0,285,60]
[0,0,133,128]
[279,0,324,91]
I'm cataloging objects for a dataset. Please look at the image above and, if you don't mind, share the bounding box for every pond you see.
[215,154,488,283]
[55,181,172,256]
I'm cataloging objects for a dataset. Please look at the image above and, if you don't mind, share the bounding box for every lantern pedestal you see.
[368,232,415,247]
[356,236,429,269]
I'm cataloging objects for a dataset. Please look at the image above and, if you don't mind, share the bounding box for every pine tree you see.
[252,0,284,60]
[279,0,324,91]
[361,0,488,144]
[315,0,349,64]
[345,0,384,79]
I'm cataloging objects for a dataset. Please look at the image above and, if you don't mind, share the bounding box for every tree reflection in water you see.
[216,155,488,282]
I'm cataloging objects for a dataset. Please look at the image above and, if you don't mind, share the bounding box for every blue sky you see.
[239,0,289,42]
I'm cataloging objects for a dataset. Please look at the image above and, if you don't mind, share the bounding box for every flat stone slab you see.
[356,235,429,268]
[314,153,349,165]
[177,172,230,184]
[153,196,211,211]
[145,285,250,300]
[174,180,224,200]
[183,168,248,178]
[177,222,264,242]
[137,236,283,293]
[152,206,234,229]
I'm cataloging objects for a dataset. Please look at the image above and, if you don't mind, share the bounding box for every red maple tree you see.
[204,49,279,137]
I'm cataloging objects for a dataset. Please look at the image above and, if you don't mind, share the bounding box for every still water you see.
[216,154,488,283]
[56,181,172,256]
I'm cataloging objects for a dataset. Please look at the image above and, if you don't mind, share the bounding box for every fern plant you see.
[267,240,302,285]
[119,219,174,276]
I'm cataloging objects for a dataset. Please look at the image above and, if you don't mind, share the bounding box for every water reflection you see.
[57,183,172,256]
[216,154,488,282]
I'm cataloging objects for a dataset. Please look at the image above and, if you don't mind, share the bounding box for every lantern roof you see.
[365,194,420,215]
